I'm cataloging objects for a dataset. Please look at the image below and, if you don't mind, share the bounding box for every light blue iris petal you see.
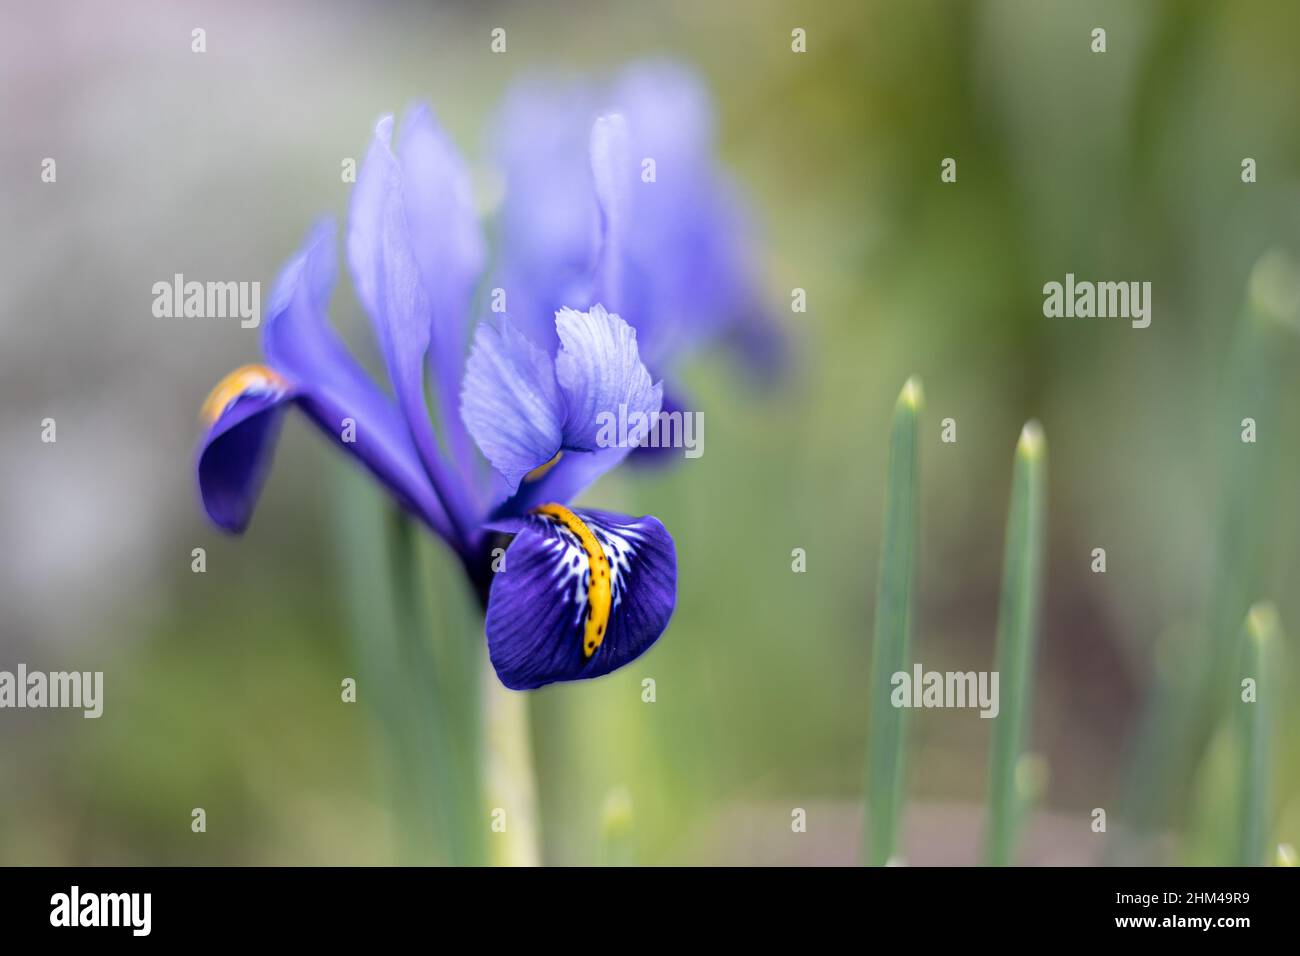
[554,304,662,452]
[460,319,564,493]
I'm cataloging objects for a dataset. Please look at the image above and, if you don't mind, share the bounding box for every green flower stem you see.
[483,668,542,866]
[387,510,482,865]
[332,456,487,865]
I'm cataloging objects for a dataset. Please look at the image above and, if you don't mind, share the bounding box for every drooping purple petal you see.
[484,507,676,690]
[554,304,662,451]
[460,318,564,493]
[197,222,455,540]
[196,369,292,533]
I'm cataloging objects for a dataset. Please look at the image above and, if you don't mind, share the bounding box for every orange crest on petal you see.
[200,364,288,426]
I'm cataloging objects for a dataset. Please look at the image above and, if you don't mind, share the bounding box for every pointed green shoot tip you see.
[600,786,634,839]
[598,785,636,866]
[1247,249,1300,328]
[1017,419,1046,460]
[1246,601,1280,646]
[899,375,925,412]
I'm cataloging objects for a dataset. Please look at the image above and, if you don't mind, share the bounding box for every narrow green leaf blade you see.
[1125,252,1298,841]
[864,376,923,866]
[984,421,1047,866]
[1237,602,1280,866]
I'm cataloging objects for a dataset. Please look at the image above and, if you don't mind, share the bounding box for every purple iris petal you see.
[197,382,292,533]
[610,61,714,177]
[588,113,631,312]
[346,116,399,363]
[486,80,601,350]
[197,221,454,539]
[555,304,662,451]
[348,114,478,545]
[487,60,781,382]
[396,106,485,479]
[460,318,564,493]
[592,64,747,371]
[461,304,661,501]
[491,446,625,519]
[484,508,676,689]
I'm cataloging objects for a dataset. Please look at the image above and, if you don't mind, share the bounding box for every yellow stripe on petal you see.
[524,450,563,482]
[200,364,288,426]
[532,503,611,658]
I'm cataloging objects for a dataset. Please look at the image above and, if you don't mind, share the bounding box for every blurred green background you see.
[2,0,1299,865]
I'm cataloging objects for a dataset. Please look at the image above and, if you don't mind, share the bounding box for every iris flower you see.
[196,66,770,690]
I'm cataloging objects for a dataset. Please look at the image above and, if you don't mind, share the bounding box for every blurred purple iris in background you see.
[194,62,775,689]
[489,62,783,443]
